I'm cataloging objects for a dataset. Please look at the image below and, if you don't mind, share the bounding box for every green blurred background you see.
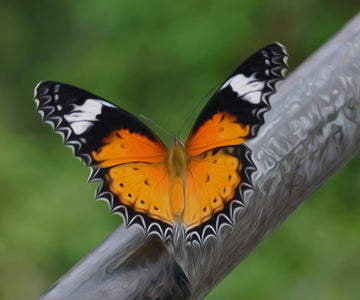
[0,1,359,299]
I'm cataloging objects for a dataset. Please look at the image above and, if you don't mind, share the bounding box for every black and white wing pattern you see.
[34,81,165,165]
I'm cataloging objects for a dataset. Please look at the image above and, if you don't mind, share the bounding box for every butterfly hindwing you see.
[34,81,166,164]
[184,145,255,242]
[187,42,288,154]
[34,81,173,239]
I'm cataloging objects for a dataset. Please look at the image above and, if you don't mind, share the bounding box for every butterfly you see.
[34,43,287,243]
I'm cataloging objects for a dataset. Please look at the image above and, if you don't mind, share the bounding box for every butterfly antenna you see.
[138,114,173,138]
[177,86,215,136]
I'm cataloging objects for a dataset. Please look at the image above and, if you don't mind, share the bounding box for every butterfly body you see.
[34,43,288,243]
[168,138,187,218]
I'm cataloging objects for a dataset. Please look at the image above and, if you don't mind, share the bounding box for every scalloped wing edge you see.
[184,145,256,245]
[34,81,94,165]
[34,82,173,240]
[89,167,174,240]
[250,42,288,136]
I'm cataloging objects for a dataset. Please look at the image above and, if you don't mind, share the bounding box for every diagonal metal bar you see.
[38,12,360,300]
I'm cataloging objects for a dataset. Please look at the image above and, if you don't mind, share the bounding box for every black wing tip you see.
[267,41,287,53]
[265,42,288,57]
[34,80,60,98]
[33,81,92,165]
[253,42,288,114]
[265,42,289,76]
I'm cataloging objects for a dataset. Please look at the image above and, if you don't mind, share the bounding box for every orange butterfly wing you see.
[183,112,248,229]
[92,128,176,226]
[184,147,243,228]
[92,129,167,166]
[186,112,250,156]
[105,162,173,223]
[183,43,288,241]
[34,81,175,238]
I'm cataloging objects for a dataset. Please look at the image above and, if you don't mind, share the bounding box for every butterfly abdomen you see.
[168,138,188,218]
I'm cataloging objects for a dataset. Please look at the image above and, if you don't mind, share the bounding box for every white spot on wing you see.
[243,90,263,104]
[219,73,266,104]
[70,121,96,135]
[64,99,115,135]
[54,84,60,93]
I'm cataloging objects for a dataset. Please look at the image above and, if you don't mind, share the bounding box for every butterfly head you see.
[174,136,186,148]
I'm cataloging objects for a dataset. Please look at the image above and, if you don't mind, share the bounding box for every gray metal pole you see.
[38,12,360,300]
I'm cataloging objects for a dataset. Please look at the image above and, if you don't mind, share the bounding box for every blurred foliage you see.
[0,1,359,299]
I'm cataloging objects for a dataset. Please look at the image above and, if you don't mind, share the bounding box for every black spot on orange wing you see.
[95,168,173,239]
[185,145,255,243]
